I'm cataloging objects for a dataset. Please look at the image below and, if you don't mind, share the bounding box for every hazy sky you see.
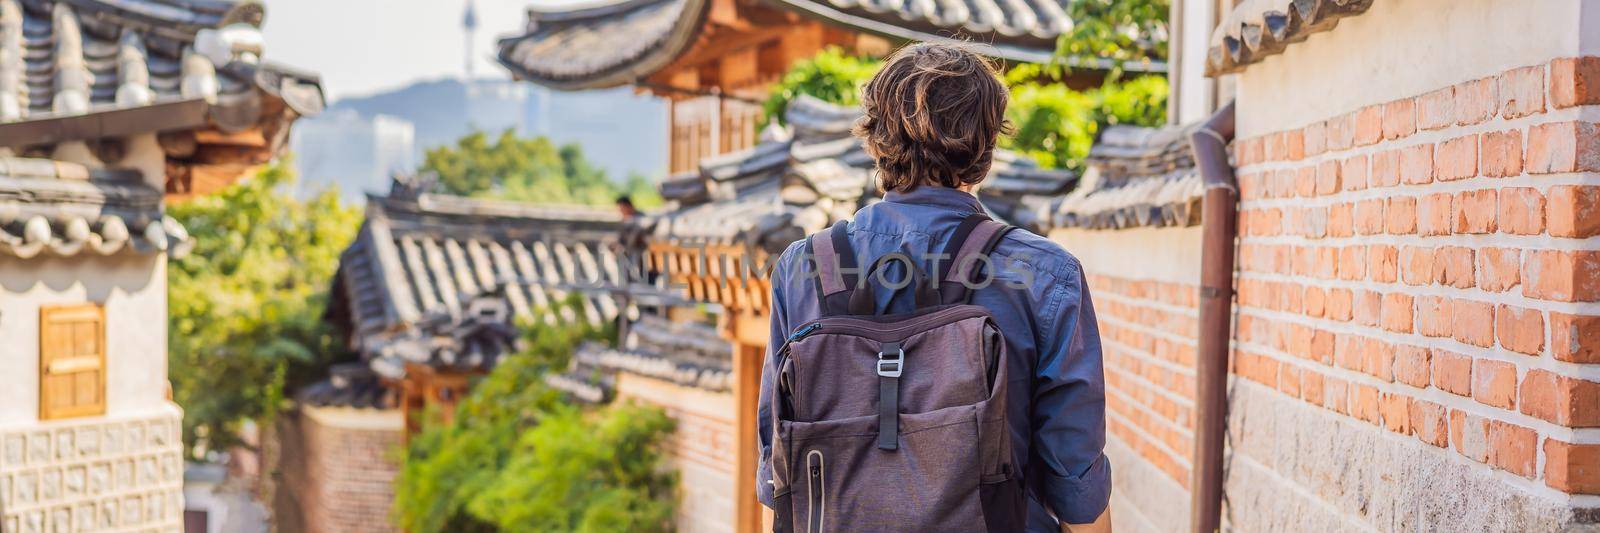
[262,0,586,101]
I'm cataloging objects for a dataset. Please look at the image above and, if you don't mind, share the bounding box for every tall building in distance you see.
[463,0,478,80]
[291,111,417,205]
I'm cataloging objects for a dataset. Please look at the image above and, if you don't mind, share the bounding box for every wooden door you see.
[39,304,107,420]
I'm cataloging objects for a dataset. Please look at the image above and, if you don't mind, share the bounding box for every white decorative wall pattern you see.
[0,411,184,533]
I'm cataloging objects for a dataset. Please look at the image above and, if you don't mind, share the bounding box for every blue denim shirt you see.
[755,185,1111,528]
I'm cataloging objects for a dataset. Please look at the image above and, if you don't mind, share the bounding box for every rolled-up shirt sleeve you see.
[1029,264,1111,525]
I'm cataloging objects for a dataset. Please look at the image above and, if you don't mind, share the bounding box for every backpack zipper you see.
[806,450,825,533]
[776,323,822,409]
[784,306,990,345]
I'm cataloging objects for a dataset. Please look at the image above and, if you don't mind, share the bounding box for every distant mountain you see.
[290,77,668,203]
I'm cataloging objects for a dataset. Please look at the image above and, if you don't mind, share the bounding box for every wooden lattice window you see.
[39,304,106,420]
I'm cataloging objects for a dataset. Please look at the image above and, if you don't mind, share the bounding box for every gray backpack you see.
[767,214,1025,532]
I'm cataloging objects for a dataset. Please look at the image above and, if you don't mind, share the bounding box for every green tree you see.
[395,302,676,532]
[421,129,662,208]
[167,162,361,457]
[1054,0,1170,75]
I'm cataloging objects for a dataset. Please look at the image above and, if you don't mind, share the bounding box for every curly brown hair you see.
[853,42,1012,193]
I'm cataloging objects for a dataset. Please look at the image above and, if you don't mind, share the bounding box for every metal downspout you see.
[1189,100,1237,533]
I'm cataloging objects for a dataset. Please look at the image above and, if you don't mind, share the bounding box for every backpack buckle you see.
[876,347,904,377]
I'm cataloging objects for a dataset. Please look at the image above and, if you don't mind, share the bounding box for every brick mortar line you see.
[1097,319,1201,378]
[1096,312,1202,346]
[1234,303,1600,435]
[1236,102,1600,172]
[1231,281,1600,382]
[1219,436,1384,533]
[1234,217,1600,254]
[1230,378,1600,508]
[1091,289,1202,320]
[1236,231,1600,253]
[1235,263,1600,316]
[1095,306,1196,334]
[1237,263,1600,320]
[1101,338,1200,398]
[1096,309,1200,355]
[1233,331,1600,445]
[1104,394,1192,471]
[1237,173,1600,218]
[1103,356,1197,427]
[1234,268,1576,360]
[1107,363,1196,441]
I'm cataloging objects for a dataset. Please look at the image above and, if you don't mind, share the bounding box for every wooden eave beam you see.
[644,22,798,94]
[0,98,210,148]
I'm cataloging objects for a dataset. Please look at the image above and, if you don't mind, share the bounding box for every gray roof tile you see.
[496,0,706,91]
[493,0,1132,89]
[0,0,322,138]
[1207,0,1374,76]
[0,156,191,258]
[328,186,630,379]
[1032,123,1204,232]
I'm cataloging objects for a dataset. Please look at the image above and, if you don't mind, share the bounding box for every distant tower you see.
[462,0,478,80]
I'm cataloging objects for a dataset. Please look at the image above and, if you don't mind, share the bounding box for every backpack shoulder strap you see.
[807,220,858,316]
[938,214,1015,305]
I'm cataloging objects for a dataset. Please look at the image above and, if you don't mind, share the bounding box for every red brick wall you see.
[1090,274,1199,490]
[1230,57,1600,495]
[274,408,403,533]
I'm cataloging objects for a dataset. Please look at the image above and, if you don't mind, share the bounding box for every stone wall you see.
[0,408,185,532]
[274,406,403,533]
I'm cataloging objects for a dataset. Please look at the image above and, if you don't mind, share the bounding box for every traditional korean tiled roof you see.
[1030,123,1202,231]
[296,363,396,410]
[765,0,1074,63]
[563,314,733,393]
[0,0,323,195]
[496,0,708,91]
[327,180,630,379]
[543,370,610,403]
[495,0,1106,90]
[640,95,1077,250]
[1207,0,1374,76]
[0,156,191,258]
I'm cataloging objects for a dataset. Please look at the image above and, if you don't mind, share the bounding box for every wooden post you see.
[729,310,770,533]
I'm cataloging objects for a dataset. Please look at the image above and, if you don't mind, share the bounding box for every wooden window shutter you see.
[39,303,106,420]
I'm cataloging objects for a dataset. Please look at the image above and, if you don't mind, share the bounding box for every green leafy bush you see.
[760,47,880,128]
[1002,74,1169,171]
[167,162,360,457]
[394,303,677,532]
[466,403,677,532]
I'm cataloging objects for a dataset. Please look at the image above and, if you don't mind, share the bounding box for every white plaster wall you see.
[0,253,169,427]
[1235,0,1595,137]
[1048,226,1204,286]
